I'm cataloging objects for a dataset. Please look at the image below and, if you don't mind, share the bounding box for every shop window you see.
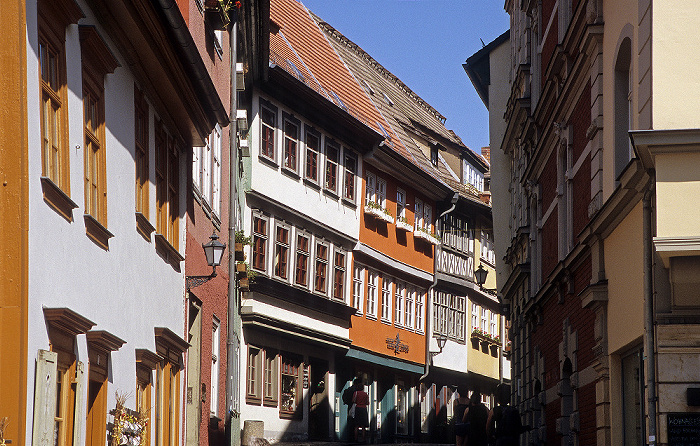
[279,354,302,419]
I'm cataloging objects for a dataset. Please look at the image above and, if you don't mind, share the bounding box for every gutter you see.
[643,184,657,446]
[420,192,459,382]
[155,0,229,128]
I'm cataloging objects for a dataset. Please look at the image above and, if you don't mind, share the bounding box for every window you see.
[481,308,488,332]
[135,86,149,217]
[83,62,107,226]
[155,121,180,250]
[352,265,365,313]
[86,330,124,446]
[333,248,346,301]
[274,223,290,280]
[283,114,299,173]
[377,178,387,209]
[324,140,339,194]
[280,354,302,418]
[423,204,433,234]
[414,199,423,231]
[490,312,498,338]
[471,304,479,330]
[481,231,495,265]
[260,102,276,161]
[202,131,212,206]
[405,286,414,330]
[394,281,405,326]
[252,213,268,272]
[314,241,329,294]
[381,276,392,322]
[246,346,262,404]
[38,0,80,201]
[295,232,310,287]
[434,291,466,340]
[396,189,406,222]
[415,288,424,332]
[263,350,278,407]
[136,349,156,446]
[211,318,220,416]
[304,127,320,183]
[343,150,357,202]
[365,172,376,206]
[367,270,378,318]
[211,125,222,216]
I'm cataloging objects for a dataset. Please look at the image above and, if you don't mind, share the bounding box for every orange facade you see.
[350,165,439,365]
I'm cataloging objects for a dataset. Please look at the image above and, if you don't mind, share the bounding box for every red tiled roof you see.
[269,0,412,159]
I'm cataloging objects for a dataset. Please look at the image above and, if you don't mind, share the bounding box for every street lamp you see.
[186,232,227,290]
[474,264,489,288]
[430,333,448,357]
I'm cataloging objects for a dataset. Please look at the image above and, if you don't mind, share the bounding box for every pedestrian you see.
[343,378,359,437]
[487,383,527,446]
[454,385,470,446]
[463,389,489,446]
[352,380,370,443]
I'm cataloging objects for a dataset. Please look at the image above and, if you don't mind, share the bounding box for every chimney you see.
[481,147,490,164]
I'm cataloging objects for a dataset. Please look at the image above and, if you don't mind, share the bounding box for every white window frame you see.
[414,198,423,231]
[366,270,378,319]
[365,172,376,206]
[314,239,330,295]
[396,188,406,221]
[211,317,220,416]
[415,287,424,333]
[273,222,291,281]
[193,144,202,194]
[377,178,387,209]
[252,211,269,273]
[324,140,340,194]
[282,114,299,174]
[381,276,393,323]
[394,281,405,327]
[471,303,479,331]
[332,247,346,301]
[352,265,365,314]
[260,101,277,162]
[343,149,358,203]
[202,131,212,206]
[211,124,222,216]
[481,308,488,332]
[304,126,321,184]
[294,231,311,288]
[490,311,498,338]
[404,286,414,330]
[423,204,433,234]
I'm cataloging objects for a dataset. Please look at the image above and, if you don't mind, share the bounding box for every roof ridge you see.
[313,16,447,125]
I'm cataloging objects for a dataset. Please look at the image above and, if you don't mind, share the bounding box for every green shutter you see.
[32,349,58,446]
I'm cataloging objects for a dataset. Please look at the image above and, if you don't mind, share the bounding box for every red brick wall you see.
[570,84,591,239]
[541,213,558,282]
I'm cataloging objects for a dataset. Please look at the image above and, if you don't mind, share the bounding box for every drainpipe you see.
[643,183,657,446]
[421,192,459,383]
[226,9,239,444]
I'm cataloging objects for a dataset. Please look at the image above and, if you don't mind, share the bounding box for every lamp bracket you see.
[186,270,217,290]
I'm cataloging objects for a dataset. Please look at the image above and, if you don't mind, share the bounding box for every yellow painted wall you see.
[605,202,644,354]
[652,3,700,129]
[655,152,700,239]
[0,0,28,443]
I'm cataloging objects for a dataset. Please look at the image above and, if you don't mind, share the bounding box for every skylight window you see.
[330,91,347,110]
[286,59,305,82]
[377,122,391,141]
[382,92,394,106]
[361,80,374,95]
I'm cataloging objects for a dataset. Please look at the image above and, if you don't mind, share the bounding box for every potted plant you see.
[234,230,251,261]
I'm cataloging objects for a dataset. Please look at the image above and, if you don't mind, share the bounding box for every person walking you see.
[487,383,526,446]
[352,380,370,443]
[463,389,489,446]
[454,385,470,446]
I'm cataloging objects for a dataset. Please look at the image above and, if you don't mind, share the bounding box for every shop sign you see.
[386,333,409,354]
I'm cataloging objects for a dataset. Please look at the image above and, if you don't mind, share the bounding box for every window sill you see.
[263,399,279,408]
[135,212,155,241]
[414,230,441,245]
[303,177,321,189]
[155,233,184,267]
[84,213,113,250]
[365,314,377,321]
[380,318,392,326]
[322,188,339,200]
[41,176,78,222]
[259,154,278,169]
[281,166,300,179]
[396,220,413,232]
[341,197,357,209]
[246,396,262,406]
[364,205,394,224]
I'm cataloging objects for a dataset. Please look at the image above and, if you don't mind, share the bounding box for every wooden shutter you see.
[32,350,58,446]
[73,361,85,446]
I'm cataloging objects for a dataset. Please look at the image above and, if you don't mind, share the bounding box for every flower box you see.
[414,229,440,245]
[396,219,413,232]
[364,203,394,224]
[234,242,245,261]
[239,277,249,291]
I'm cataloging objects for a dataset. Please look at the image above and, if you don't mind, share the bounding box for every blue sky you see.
[298,0,510,155]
